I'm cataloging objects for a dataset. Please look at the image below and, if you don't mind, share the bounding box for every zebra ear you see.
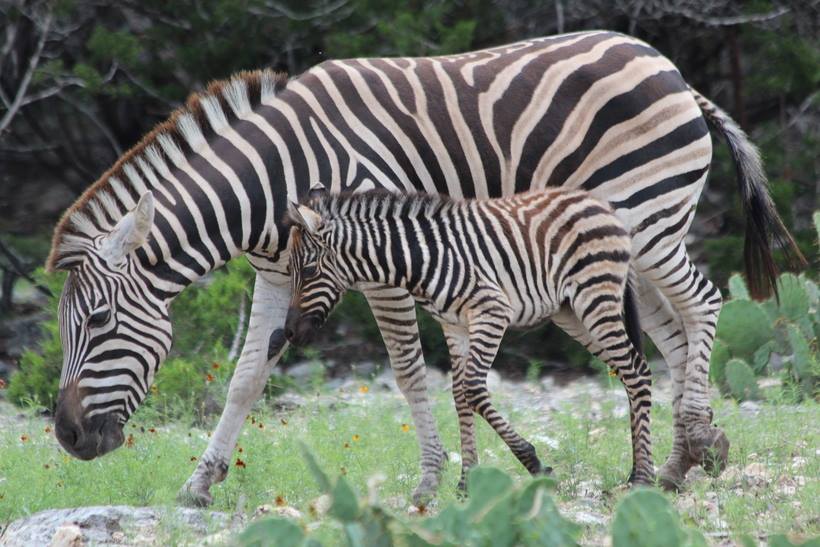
[100,192,155,266]
[286,202,323,235]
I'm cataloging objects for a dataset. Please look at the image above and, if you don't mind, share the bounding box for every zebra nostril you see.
[56,421,80,448]
[284,326,295,341]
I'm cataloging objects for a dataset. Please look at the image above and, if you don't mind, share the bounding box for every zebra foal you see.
[284,189,655,489]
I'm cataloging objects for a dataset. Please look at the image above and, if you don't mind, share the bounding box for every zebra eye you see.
[302,264,318,278]
[88,309,111,329]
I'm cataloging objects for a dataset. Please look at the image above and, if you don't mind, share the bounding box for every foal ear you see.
[285,202,323,235]
[308,182,327,201]
[100,192,155,266]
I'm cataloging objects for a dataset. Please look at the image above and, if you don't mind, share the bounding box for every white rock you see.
[531,434,560,450]
[791,457,807,470]
[570,510,607,526]
[1,506,230,547]
[309,494,332,517]
[272,506,303,520]
[49,524,82,547]
[739,401,761,417]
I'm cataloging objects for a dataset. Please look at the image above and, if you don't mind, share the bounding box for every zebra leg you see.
[178,271,290,507]
[639,249,728,478]
[362,286,446,505]
[633,276,696,490]
[464,305,546,477]
[569,298,655,485]
[441,323,477,491]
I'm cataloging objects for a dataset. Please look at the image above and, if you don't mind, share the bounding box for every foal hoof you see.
[412,474,441,507]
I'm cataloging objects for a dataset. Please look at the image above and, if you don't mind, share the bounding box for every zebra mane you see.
[46,69,289,272]
[311,190,456,223]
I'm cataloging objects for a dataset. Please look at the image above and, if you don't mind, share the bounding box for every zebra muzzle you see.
[54,384,125,460]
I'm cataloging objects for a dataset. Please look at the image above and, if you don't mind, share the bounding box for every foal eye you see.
[88,309,111,329]
[302,265,318,278]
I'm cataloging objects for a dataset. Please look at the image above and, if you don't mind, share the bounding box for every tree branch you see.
[0,8,52,135]
[670,6,789,27]
[57,92,123,156]
[0,238,53,299]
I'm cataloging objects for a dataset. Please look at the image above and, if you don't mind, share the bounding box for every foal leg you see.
[463,302,546,476]
[442,323,477,490]
[363,285,446,504]
[568,295,655,485]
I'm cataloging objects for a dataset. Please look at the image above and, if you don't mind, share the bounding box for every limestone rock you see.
[0,506,229,547]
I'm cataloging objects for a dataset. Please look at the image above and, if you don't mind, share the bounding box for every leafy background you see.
[0,0,817,411]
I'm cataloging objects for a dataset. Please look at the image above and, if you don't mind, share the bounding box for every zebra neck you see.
[331,212,450,297]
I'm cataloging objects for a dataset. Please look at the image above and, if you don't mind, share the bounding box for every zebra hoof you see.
[657,453,696,491]
[177,482,213,508]
[697,427,730,477]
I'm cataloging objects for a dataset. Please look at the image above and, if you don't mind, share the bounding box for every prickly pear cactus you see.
[709,338,730,391]
[612,489,706,547]
[728,273,750,300]
[786,324,817,397]
[725,358,760,401]
[716,300,774,359]
[776,273,810,324]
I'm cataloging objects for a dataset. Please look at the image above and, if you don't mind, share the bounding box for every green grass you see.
[0,383,818,545]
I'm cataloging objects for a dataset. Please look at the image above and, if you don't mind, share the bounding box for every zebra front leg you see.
[179,272,291,507]
[362,285,446,505]
[442,323,477,492]
[463,305,546,477]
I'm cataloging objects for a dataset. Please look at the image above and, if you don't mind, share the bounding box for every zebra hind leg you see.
[442,323,478,492]
[640,253,728,479]
[570,296,655,485]
[634,275,697,490]
[363,286,446,505]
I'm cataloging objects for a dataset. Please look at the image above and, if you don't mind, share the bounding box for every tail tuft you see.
[691,87,806,299]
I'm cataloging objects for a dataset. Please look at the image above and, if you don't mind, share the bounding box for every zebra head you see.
[284,203,348,347]
[53,192,173,460]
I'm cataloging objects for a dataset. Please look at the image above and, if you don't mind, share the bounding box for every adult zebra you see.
[47,31,800,505]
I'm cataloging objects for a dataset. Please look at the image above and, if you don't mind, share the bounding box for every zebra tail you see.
[623,278,644,359]
[690,86,806,300]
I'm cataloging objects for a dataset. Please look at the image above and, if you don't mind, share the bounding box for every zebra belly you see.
[507,296,560,329]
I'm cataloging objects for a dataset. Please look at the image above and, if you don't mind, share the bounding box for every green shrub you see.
[6,271,66,411]
[238,446,725,547]
[242,445,579,547]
